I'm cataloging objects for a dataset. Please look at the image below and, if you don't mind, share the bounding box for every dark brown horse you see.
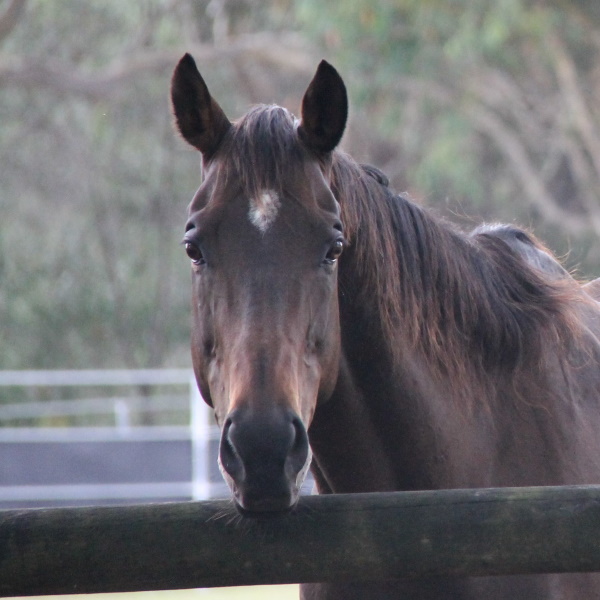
[170,54,600,599]
[478,223,600,303]
[471,223,572,281]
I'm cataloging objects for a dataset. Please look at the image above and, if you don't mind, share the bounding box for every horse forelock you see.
[331,153,582,407]
[216,104,305,201]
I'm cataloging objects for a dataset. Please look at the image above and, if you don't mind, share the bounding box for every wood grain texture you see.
[1,486,600,597]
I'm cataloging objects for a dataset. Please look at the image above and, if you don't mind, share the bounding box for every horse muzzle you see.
[218,405,311,514]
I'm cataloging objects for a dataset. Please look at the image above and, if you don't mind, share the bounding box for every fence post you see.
[190,375,211,500]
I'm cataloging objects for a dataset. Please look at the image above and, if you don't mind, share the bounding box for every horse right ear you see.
[170,54,231,159]
[298,60,348,154]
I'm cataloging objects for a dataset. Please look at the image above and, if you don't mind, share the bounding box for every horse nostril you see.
[291,416,307,450]
[218,408,311,513]
[219,417,244,480]
[287,416,310,476]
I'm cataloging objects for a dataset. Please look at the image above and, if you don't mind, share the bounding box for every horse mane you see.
[217,105,304,200]
[214,105,581,399]
[331,153,581,397]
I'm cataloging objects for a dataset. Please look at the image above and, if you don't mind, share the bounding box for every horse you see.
[477,223,600,304]
[470,223,573,281]
[170,54,600,599]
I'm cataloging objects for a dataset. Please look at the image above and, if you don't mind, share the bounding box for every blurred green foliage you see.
[298,0,600,272]
[2,0,600,372]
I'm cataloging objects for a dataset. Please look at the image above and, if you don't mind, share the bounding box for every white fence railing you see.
[0,370,226,507]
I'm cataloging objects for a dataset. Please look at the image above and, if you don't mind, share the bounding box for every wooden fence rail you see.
[1,485,600,597]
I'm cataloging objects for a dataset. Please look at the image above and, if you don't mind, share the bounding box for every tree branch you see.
[549,32,600,181]
[469,103,600,236]
[389,71,600,237]
[468,67,552,146]
[0,0,27,44]
[0,32,313,100]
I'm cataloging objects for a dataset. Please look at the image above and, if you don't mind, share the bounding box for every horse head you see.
[171,54,348,514]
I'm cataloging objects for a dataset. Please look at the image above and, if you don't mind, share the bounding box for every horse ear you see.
[298,60,348,154]
[170,54,231,158]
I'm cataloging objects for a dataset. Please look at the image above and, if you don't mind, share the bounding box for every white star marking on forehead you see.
[249,190,281,233]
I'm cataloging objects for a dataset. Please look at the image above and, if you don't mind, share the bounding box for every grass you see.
[14,586,299,600]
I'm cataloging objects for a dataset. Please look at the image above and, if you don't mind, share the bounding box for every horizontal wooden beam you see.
[1,485,600,597]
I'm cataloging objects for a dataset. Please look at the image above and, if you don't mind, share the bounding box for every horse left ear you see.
[170,53,232,159]
[298,60,348,154]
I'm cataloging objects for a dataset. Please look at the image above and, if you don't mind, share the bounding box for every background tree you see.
[2,0,600,373]
[299,0,600,270]
[0,0,312,370]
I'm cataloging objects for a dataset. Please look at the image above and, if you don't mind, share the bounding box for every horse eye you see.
[185,242,205,265]
[325,239,344,264]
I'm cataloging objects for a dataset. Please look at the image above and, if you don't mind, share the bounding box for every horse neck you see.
[309,281,481,494]
[309,236,470,494]
[308,352,400,493]
[332,157,480,389]
[308,156,578,494]
[333,155,574,398]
